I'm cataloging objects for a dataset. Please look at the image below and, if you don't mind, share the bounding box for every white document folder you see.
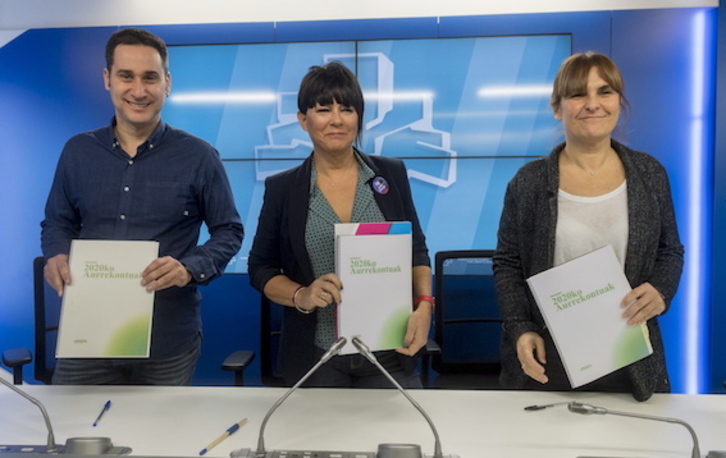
[526,245,653,388]
[335,222,412,355]
[56,239,159,358]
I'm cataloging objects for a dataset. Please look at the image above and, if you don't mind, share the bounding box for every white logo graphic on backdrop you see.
[253,53,457,188]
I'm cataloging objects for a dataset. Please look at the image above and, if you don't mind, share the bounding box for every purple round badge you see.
[371,176,390,195]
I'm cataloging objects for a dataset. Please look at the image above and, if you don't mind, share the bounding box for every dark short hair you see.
[105,28,168,73]
[297,61,364,142]
[550,51,629,114]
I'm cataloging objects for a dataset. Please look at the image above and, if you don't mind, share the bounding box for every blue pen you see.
[199,418,248,456]
[92,400,112,427]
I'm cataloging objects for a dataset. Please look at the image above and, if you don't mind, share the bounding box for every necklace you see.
[563,148,610,177]
[318,163,357,187]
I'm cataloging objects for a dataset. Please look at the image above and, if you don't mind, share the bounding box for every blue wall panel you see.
[276,17,439,42]
[0,27,113,378]
[144,22,276,45]
[711,4,726,395]
[0,10,716,391]
[611,8,715,394]
[439,11,611,54]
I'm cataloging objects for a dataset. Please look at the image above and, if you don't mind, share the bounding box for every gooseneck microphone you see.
[351,336,451,458]
[566,401,700,458]
[0,376,132,455]
[254,337,347,456]
[0,377,58,453]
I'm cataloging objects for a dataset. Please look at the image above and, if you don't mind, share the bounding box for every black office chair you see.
[221,350,255,386]
[430,250,502,389]
[2,257,59,384]
[223,291,287,387]
[222,294,284,387]
[259,296,286,387]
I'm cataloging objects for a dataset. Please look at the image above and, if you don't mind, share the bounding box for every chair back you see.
[260,296,285,386]
[432,250,502,374]
[33,256,59,384]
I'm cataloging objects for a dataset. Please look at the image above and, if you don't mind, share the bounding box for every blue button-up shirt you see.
[41,119,244,358]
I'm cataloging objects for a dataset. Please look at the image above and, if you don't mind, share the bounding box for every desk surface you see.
[1,385,724,458]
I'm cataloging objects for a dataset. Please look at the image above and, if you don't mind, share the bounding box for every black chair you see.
[259,296,286,387]
[225,294,439,388]
[223,292,285,387]
[430,250,502,389]
[2,257,59,384]
[221,349,255,386]
[222,295,284,387]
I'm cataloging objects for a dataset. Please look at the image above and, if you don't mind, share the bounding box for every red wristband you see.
[413,295,435,311]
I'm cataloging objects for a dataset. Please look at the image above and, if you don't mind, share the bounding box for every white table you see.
[1,385,725,458]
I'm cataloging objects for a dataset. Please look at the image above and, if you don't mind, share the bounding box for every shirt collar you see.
[105,117,167,153]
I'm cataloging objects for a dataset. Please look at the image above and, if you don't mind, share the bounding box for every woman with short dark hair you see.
[248,61,433,388]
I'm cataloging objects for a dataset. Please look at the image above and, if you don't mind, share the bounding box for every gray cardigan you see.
[493,140,684,401]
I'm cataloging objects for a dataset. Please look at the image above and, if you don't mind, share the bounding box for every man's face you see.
[103,44,170,133]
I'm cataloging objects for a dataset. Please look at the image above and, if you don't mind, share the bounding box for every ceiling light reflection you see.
[169,91,278,104]
[364,91,435,101]
[169,90,437,105]
[478,85,552,98]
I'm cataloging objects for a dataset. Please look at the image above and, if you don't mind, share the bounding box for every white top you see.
[555,180,628,267]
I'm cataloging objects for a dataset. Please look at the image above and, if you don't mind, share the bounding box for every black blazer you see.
[248,151,430,384]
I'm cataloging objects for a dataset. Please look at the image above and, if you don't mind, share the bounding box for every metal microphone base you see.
[231,448,460,458]
[0,437,131,455]
[0,445,66,454]
[578,455,726,458]
[232,451,374,458]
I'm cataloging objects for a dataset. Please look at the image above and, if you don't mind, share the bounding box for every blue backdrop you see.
[164,35,571,271]
[0,8,715,391]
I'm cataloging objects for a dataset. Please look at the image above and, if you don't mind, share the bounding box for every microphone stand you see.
[567,402,700,458]
[0,377,59,453]
[255,337,347,456]
[351,336,445,458]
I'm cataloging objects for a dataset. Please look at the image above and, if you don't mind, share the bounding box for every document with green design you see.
[526,245,652,388]
[335,222,412,355]
[56,239,159,358]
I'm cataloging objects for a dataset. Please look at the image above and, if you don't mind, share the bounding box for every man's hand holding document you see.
[56,240,159,358]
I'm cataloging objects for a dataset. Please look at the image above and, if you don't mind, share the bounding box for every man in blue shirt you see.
[40,28,243,385]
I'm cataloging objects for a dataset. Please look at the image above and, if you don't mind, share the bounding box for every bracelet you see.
[292,286,314,314]
[413,295,435,312]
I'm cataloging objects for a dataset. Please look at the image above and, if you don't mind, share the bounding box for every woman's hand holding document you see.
[526,245,653,388]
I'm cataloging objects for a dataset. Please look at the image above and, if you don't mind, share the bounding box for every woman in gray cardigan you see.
[493,52,684,402]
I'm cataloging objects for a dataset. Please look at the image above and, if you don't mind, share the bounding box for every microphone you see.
[544,402,704,458]
[0,377,131,455]
[229,336,460,458]
[351,336,458,458]
[566,401,700,458]
[254,336,347,456]
[522,402,569,411]
[0,376,59,453]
